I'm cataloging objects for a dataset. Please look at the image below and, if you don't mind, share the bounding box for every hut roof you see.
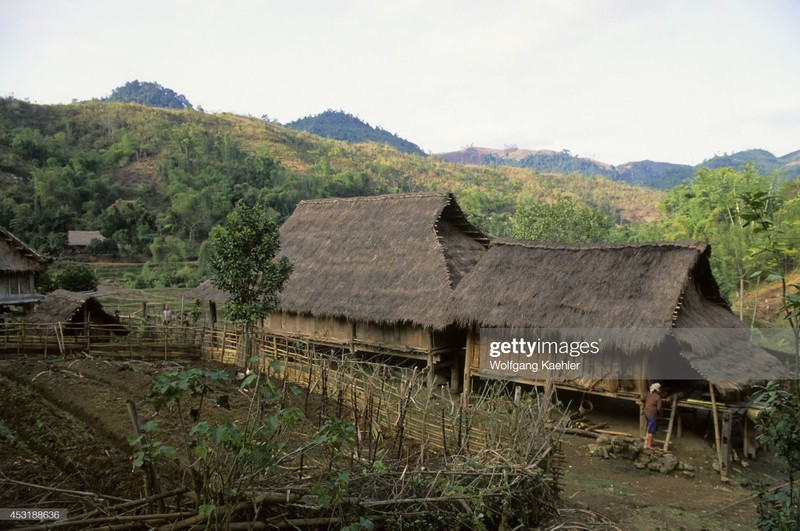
[0,226,49,272]
[449,239,785,390]
[184,279,229,303]
[277,192,488,329]
[67,230,105,246]
[28,289,116,324]
[448,239,716,329]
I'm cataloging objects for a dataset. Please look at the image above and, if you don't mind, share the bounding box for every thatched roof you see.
[184,279,229,303]
[187,192,489,329]
[449,239,786,390]
[0,226,48,272]
[67,230,105,246]
[449,239,716,329]
[28,289,118,325]
[278,192,488,329]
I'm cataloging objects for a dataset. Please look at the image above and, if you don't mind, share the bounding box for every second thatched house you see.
[448,239,786,400]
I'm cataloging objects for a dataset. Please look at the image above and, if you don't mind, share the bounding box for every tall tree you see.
[207,201,292,365]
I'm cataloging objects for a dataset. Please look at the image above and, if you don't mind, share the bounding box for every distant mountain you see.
[102,80,193,110]
[439,147,691,189]
[285,110,425,155]
[439,146,800,189]
[700,149,800,179]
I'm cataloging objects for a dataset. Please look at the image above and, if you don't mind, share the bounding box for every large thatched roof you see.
[449,239,716,329]
[0,226,48,272]
[277,192,489,329]
[449,239,786,390]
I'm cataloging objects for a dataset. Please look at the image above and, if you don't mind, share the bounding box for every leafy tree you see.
[46,264,99,292]
[510,197,614,243]
[753,381,800,529]
[633,164,777,305]
[208,201,292,364]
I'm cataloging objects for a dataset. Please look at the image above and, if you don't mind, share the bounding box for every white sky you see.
[1,0,798,165]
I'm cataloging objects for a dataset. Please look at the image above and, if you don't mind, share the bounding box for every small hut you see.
[27,289,127,337]
[448,239,786,400]
[0,226,49,315]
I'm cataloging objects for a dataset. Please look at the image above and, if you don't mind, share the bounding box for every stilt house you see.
[448,239,786,400]
[263,192,489,387]
[0,226,49,314]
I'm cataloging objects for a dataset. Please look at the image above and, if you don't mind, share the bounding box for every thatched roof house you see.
[277,192,489,330]
[0,226,49,307]
[67,230,105,247]
[449,239,785,394]
[28,289,126,336]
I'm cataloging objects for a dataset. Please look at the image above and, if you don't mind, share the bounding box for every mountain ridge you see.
[438,146,800,189]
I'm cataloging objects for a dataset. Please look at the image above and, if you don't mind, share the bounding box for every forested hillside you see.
[6,96,800,310]
[0,97,658,255]
[286,109,425,155]
[101,80,193,110]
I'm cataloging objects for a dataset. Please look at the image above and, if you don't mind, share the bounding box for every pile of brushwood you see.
[11,361,564,530]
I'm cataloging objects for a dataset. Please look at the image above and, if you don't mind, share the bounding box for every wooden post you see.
[709,382,724,478]
[663,395,678,452]
[721,410,733,476]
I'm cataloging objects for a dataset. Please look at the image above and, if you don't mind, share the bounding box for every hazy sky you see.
[1,0,798,165]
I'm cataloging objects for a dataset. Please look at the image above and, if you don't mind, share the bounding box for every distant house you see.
[67,230,105,250]
[27,289,127,337]
[0,226,49,313]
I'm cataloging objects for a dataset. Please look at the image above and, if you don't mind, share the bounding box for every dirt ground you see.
[552,393,787,530]
[0,354,788,530]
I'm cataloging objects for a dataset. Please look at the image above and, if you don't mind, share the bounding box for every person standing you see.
[642,383,663,449]
[162,304,172,326]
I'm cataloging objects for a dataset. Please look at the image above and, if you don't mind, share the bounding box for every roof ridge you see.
[297,191,451,206]
[492,238,707,252]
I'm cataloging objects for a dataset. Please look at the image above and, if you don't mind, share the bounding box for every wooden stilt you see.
[709,382,724,478]
[663,395,678,452]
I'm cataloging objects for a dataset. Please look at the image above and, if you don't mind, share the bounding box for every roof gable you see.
[0,226,49,272]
